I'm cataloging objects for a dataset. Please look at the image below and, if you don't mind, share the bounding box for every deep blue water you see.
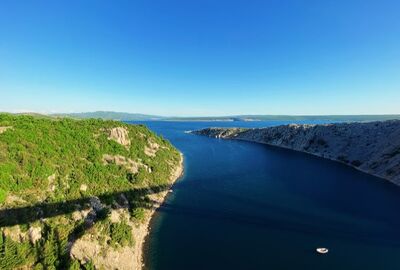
[130,121,400,270]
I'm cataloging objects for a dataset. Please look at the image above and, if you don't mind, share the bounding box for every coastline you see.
[133,153,184,270]
[191,121,400,185]
[234,137,394,184]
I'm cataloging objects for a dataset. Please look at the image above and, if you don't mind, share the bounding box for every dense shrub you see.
[109,221,134,248]
[131,207,146,223]
[0,113,181,268]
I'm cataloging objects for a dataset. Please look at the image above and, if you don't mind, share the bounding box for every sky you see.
[0,0,399,116]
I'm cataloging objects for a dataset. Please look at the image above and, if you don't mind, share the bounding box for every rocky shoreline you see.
[192,120,400,185]
[135,153,184,270]
[0,116,185,270]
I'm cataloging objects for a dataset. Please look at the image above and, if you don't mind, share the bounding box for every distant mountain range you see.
[52,111,163,121]
[52,111,400,122]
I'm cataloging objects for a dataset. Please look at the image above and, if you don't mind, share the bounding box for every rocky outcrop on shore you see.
[133,153,183,270]
[192,120,400,185]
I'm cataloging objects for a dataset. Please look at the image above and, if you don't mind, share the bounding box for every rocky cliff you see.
[192,120,400,185]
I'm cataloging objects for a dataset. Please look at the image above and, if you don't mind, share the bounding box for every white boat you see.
[316,247,329,254]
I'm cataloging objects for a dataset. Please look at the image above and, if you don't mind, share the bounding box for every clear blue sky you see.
[0,0,399,116]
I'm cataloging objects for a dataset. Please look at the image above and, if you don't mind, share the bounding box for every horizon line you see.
[2,110,400,118]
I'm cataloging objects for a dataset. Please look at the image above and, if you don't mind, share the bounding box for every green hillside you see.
[0,114,181,269]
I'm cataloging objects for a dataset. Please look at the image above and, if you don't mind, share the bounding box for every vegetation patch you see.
[109,221,134,248]
[131,207,146,223]
[0,113,181,269]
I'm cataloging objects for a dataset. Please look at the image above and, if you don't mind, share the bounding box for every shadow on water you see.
[0,184,170,268]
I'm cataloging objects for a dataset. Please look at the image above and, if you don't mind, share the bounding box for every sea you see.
[128,120,400,270]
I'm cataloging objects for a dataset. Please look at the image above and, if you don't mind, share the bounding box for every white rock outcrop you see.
[108,127,131,148]
[28,226,42,243]
[144,139,159,157]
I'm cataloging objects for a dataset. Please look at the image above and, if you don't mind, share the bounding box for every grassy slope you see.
[0,113,180,269]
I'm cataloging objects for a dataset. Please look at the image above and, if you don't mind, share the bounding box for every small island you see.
[0,114,183,270]
[192,120,400,185]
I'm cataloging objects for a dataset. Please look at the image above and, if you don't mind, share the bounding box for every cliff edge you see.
[192,120,400,185]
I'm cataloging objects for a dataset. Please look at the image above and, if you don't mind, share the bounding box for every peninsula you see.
[192,120,400,185]
[0,113,183,270]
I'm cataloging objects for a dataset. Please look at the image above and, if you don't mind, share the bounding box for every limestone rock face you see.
[192,120,400,185]
[28,226,42,244]
[144,139,159,157]
[108,127,131,147]
[102,154,151,173]
[70,236,136,270]
[3,225,26,243]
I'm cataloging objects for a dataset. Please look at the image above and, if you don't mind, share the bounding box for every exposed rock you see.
[72,153,184,270]
[110,209,129,223]
[108,127,131,148]
[72,211,83,222]
[48,173,56,192]
[28,226,42,243]
[0,126,12,134]
[0,114,184,270]
[144,139,159,157]
[3,225,27,243]
[71,237,136,270]
[102,154,140,173]
[110,210,121,223]
[102,154,151,174]
[192,120,400,185]
[80,184,88,192]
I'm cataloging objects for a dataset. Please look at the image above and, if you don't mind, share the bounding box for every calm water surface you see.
[130,121,400,270]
